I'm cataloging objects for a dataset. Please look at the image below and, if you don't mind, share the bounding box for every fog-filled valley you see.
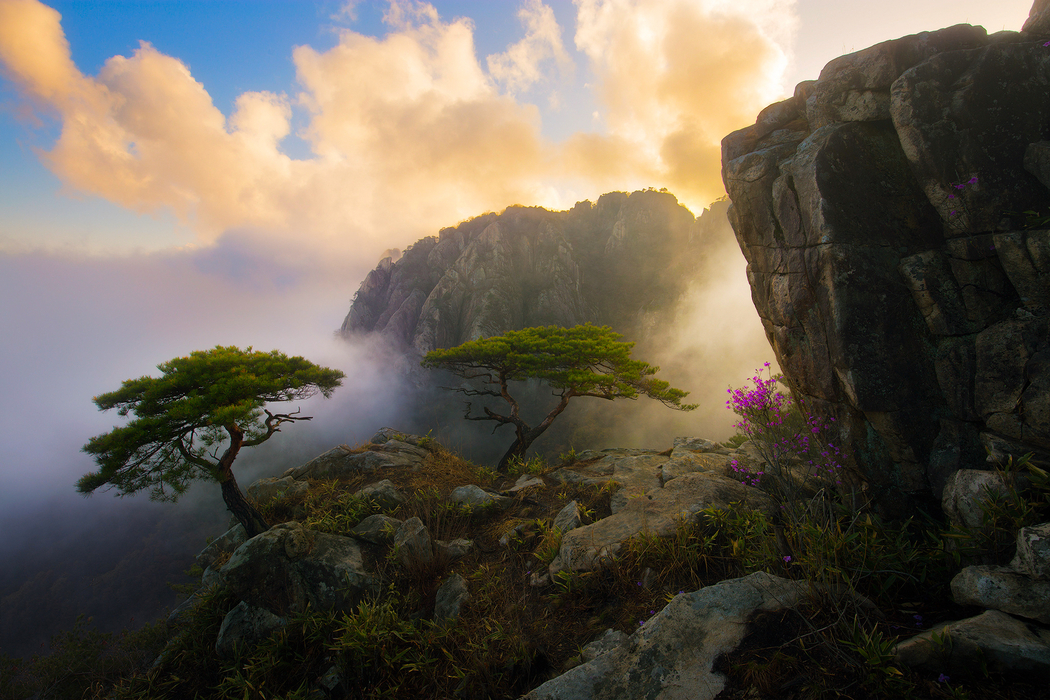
[2,1,1041,695]
[0,194,772,658]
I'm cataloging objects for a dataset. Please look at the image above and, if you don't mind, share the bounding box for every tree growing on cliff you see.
[422,324,696,471]
[78,346,345,537]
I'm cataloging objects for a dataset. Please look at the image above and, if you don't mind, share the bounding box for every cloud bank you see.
[0,0,794,260]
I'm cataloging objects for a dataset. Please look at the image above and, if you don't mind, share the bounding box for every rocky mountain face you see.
[722,8,1050,516]
[340,190,726,354]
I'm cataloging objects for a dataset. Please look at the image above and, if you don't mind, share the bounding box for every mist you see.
[0,0,788,659]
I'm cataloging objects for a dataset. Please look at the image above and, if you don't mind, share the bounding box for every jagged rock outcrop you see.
[340,191,726,354]
[722,14,1050,516]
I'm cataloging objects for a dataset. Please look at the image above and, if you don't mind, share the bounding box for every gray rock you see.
[247,476,310,507]
[550,472,772,576]
[895,609,1050,676]
[449,484,513,510]
[369,427,434,451]
[219,522,380,615]
[941,469,1015,530]
[393,516,433,569]
[435,538,474,561]
[1025,141,1050,191]
[505,474,545,493]
[196,524,247,571]
[521,572,809,700]
[284,443,426,480]
[1012,523,1050,579]
[951,565,1050,624]
[349,514,403,545]
[215,601,287,658]
[433,573,470,624]
[553,501,582,534]
[353,479,406,511]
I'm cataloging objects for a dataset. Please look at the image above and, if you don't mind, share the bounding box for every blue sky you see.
[0,0,1035,521]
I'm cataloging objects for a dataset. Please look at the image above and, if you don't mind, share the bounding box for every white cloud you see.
[487,0,573,93]
[0,0,797,258]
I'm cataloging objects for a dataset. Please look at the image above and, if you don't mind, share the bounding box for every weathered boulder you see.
[951,565,1050,624]
[354,479,406,511]
[215,601,287,658]
[247,475,310,507]
[349,514,403,545]
[550,471,772,577]
[895,609,1050,677]
[219,522,380,616]
[941,469,1016,530]
[284,440,428,480]
[393,516,434,569]
[722,13,1050,516]
[433,573,470,624]
[449,484,514,511]
[1023,0,1050,36]
[196,523,247,571]
[520,572,810,700]
[1013,522,1050,579]
[553,501,582,534]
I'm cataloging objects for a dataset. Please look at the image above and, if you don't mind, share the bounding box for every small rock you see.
[951,565,1050,624]
[1012,522,1050,580]
[895,609,1050,677]
[349,514,403,545]
[354,479,406,510]
[434,574,470,624]
[450,484,513,510]
[394,517,434,569]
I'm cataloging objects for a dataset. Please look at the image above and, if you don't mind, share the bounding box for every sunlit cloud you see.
[0,0,795,259]
[487,0,573,94]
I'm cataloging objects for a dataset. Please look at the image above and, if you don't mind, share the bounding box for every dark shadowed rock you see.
[895,609,1050,677]
[520,572,810,700]
[219,522,380,616]
[215,601,287,658]
[723,16,1050,516]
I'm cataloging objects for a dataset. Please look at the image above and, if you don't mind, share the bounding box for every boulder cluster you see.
[167,427,1050,698]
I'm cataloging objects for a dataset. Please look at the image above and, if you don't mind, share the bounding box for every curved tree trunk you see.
[218,424,270,538]
[495,394,574,472]
[220,471,269,538]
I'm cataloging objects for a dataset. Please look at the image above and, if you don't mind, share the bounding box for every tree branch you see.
[242,408,313,447]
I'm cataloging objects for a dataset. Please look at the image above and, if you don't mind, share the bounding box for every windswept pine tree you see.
[78,346,345,537]
[422,324,696,471]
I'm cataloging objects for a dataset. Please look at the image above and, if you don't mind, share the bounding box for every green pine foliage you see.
[422,324,696,470]
[78,346,345,535]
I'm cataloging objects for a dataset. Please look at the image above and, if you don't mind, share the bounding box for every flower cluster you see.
[726,364,843,496]
[947,175,978,217]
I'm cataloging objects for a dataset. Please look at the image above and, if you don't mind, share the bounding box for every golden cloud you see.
[0,0,793,260]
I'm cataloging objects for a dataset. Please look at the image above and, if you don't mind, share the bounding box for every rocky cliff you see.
[340,190,727,353]
[722,6,1050,515]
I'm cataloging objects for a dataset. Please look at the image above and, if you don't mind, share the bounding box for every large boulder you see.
[722,13,1050,516]
[218,522,381,616]
[549,471,772,577]
[520,572,810,700]
[895,609,1050,677]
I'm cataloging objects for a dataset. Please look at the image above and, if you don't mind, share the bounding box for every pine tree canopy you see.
[422,324,695,470]
[78,346,345,522]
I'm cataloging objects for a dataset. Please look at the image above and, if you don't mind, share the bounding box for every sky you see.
[0,0,1036,628]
